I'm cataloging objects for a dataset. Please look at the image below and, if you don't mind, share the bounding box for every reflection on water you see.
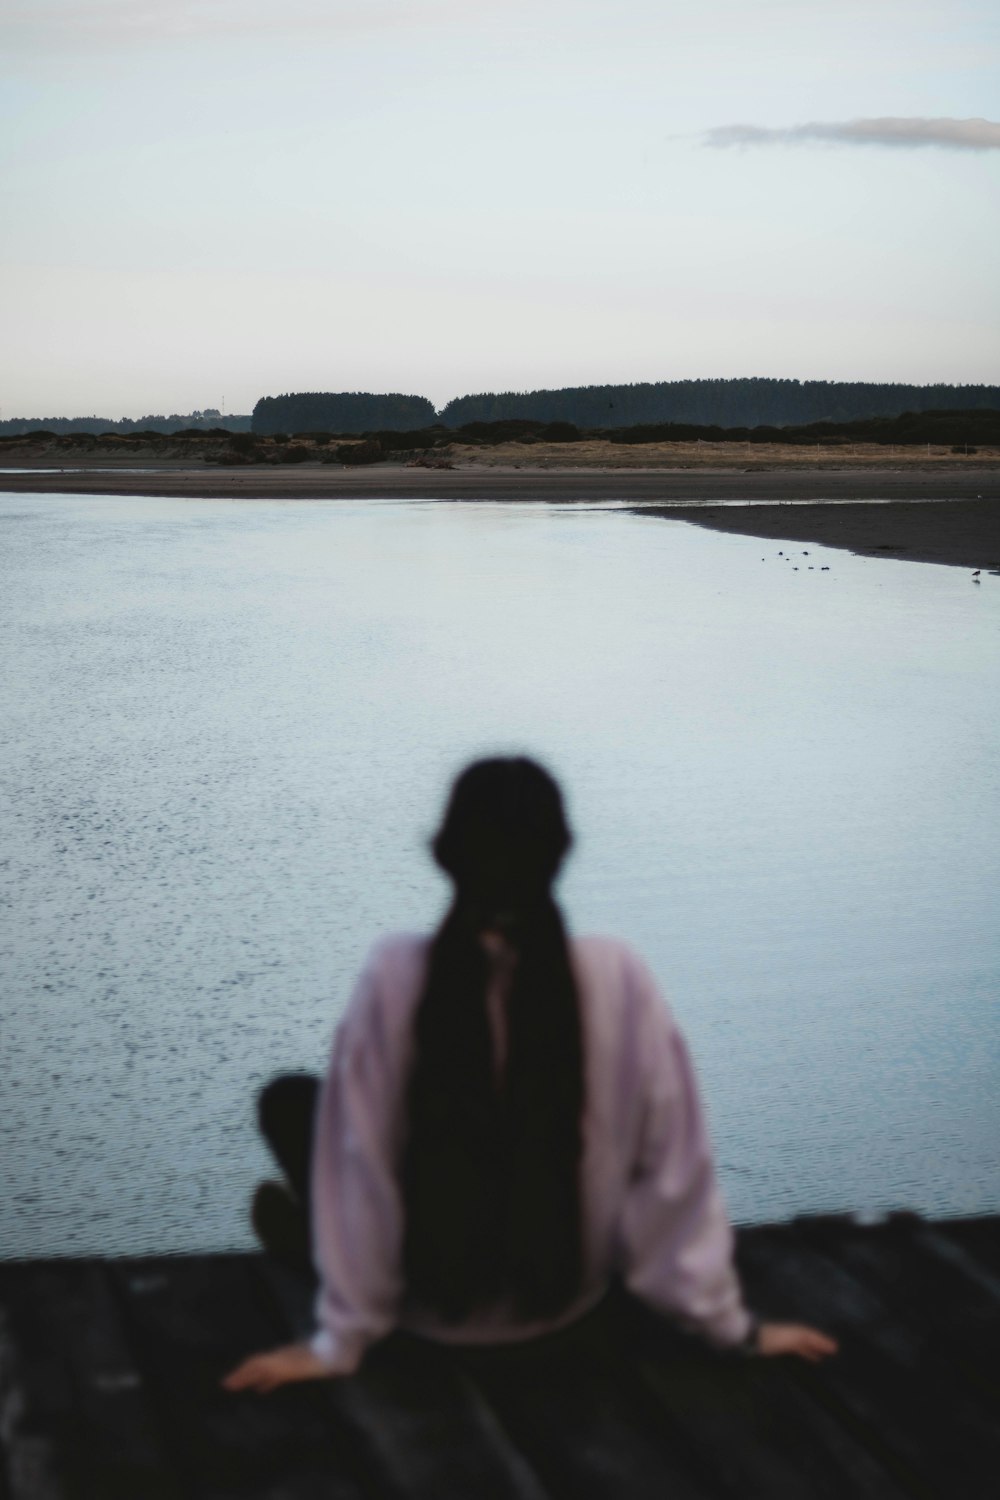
[1,494,998,1256]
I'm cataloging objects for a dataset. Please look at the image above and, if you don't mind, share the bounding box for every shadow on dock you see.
[1,1213,998,1498]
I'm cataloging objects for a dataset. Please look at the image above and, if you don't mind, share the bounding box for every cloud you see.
[704,117,1000,152]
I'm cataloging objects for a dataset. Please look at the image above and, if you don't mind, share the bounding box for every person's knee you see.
[257,1072,319,1138]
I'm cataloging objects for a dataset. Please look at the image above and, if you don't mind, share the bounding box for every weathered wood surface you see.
[1,1215,998,1499]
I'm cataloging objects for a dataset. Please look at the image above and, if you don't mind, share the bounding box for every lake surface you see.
[2,493,998,1258]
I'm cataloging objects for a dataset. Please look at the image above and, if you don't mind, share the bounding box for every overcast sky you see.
[1,0,998,417]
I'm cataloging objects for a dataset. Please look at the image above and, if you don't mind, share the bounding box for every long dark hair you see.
[402,758,584,1322]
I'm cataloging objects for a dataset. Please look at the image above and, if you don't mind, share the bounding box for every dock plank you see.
[796,1216,1000,1396]
[2,1216,998,1500]
[456,1302,714,1500]
[738,1223,1000,1499]
[0,1262,179,1500]
[0,1297,65,1500]
[331,1335,551,1500]
[939,1217,1000,1278]
[626,1308,913,1500]
[110,1257,363,1500]
[259,1261,550,1500]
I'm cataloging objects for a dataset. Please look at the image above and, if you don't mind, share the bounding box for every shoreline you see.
[634,499,1000,571]
[3,462,999,569]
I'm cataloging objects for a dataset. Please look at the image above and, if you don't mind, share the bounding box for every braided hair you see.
[402,758,584,1321]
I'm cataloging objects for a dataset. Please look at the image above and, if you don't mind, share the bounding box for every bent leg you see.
[257,1072,319,1205]
[253,1073,319,1265]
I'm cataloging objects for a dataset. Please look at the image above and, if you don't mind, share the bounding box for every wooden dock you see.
[1,1213,998,1499]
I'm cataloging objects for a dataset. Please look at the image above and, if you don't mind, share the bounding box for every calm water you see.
[2,493,998,1258]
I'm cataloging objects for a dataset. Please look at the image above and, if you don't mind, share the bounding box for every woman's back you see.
[308,929,751,1361]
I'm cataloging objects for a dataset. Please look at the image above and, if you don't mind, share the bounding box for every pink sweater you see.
[309,932,753,1373]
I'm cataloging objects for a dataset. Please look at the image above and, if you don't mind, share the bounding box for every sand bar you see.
[635,499,1000,571]
[3,460,999,569]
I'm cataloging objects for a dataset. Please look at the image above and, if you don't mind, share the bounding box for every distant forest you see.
[438,379,1000,430]
[252,392,437,434]
[7,380,1000,439]
[252,379,1000,434]
[0,410,252,437]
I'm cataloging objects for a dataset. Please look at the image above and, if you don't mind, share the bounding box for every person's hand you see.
[222,1341,333,1394]
[756,1322,838,1361]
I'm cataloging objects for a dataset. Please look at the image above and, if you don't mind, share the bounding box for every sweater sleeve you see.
[308,944,406,1374]
[618,955,753,1349]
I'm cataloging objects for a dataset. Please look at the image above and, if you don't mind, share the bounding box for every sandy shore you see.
[4,456,999,501]
[636,500,1000,571]
[3,460,999,569]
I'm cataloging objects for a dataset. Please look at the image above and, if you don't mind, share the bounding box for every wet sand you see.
[3,461,999,569]
[636,499,1000,571]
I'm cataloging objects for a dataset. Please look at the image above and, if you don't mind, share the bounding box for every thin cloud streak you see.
[704,117,1000,151]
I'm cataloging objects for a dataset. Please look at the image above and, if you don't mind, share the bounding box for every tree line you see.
[7,380,1000,439]
[0,411,252,437]
[252,392,437,435]
[438,378,1000,430]
[251,379,1000,434]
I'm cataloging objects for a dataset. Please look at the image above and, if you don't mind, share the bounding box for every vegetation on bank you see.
[243,407,999,454]
[4,409,997,467]
[600,407,1000,449]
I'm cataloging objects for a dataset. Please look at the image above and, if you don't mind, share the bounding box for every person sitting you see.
[224,757,835,1394]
